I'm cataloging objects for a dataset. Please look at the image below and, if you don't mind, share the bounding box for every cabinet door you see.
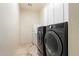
[64,3,69,22]
[43,4,54,25]
[40,6,48,26]
[43,5,48,26]
[47,4,54,25]
[53,3,64,24]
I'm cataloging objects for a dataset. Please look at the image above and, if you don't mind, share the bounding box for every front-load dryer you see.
[44,22,68,56]
[37,26,46,56]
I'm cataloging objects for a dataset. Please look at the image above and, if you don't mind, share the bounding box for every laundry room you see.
[0,3,79,56]
[15,3,69,56]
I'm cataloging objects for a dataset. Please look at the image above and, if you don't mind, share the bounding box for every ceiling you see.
[19,3,47,12]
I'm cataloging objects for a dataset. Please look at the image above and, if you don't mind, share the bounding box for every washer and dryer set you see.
[37,22,68,56]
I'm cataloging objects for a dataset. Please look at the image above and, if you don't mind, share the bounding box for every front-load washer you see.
[44,22,68,56]
[37,26,46,56]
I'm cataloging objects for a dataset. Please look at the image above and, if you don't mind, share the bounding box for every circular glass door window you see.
[44,31,62,56]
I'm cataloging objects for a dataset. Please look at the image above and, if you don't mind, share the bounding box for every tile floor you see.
[15,41,38,56]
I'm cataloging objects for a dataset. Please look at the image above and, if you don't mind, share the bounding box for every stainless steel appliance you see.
[44,22,68,56]
[37,26,46,56]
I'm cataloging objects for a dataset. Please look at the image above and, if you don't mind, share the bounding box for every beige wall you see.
[69,3,79,56]
[19,10,40,44]
[0,4,19,55]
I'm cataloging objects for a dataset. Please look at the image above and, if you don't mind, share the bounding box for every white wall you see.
[0,4,19,55]
[19,10,40,45]
[69,3,79,56]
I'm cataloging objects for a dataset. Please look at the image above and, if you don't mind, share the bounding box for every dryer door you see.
[44,31,62,56]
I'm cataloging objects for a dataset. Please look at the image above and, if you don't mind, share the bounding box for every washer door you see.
[37,30,44,54]
[44,31,62,56]
[37,30,43,45]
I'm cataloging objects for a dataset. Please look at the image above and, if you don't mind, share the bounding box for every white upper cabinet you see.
[40,6,47,26]
[63,3,69,22]
[53,3,64,24]
[40,4,54,26]
[47,4,54,25]
[40,3,68,26]
[40,4,48,26]
[43,6,48,26]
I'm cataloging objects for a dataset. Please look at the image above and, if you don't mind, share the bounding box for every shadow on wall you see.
[0,4,19,55]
